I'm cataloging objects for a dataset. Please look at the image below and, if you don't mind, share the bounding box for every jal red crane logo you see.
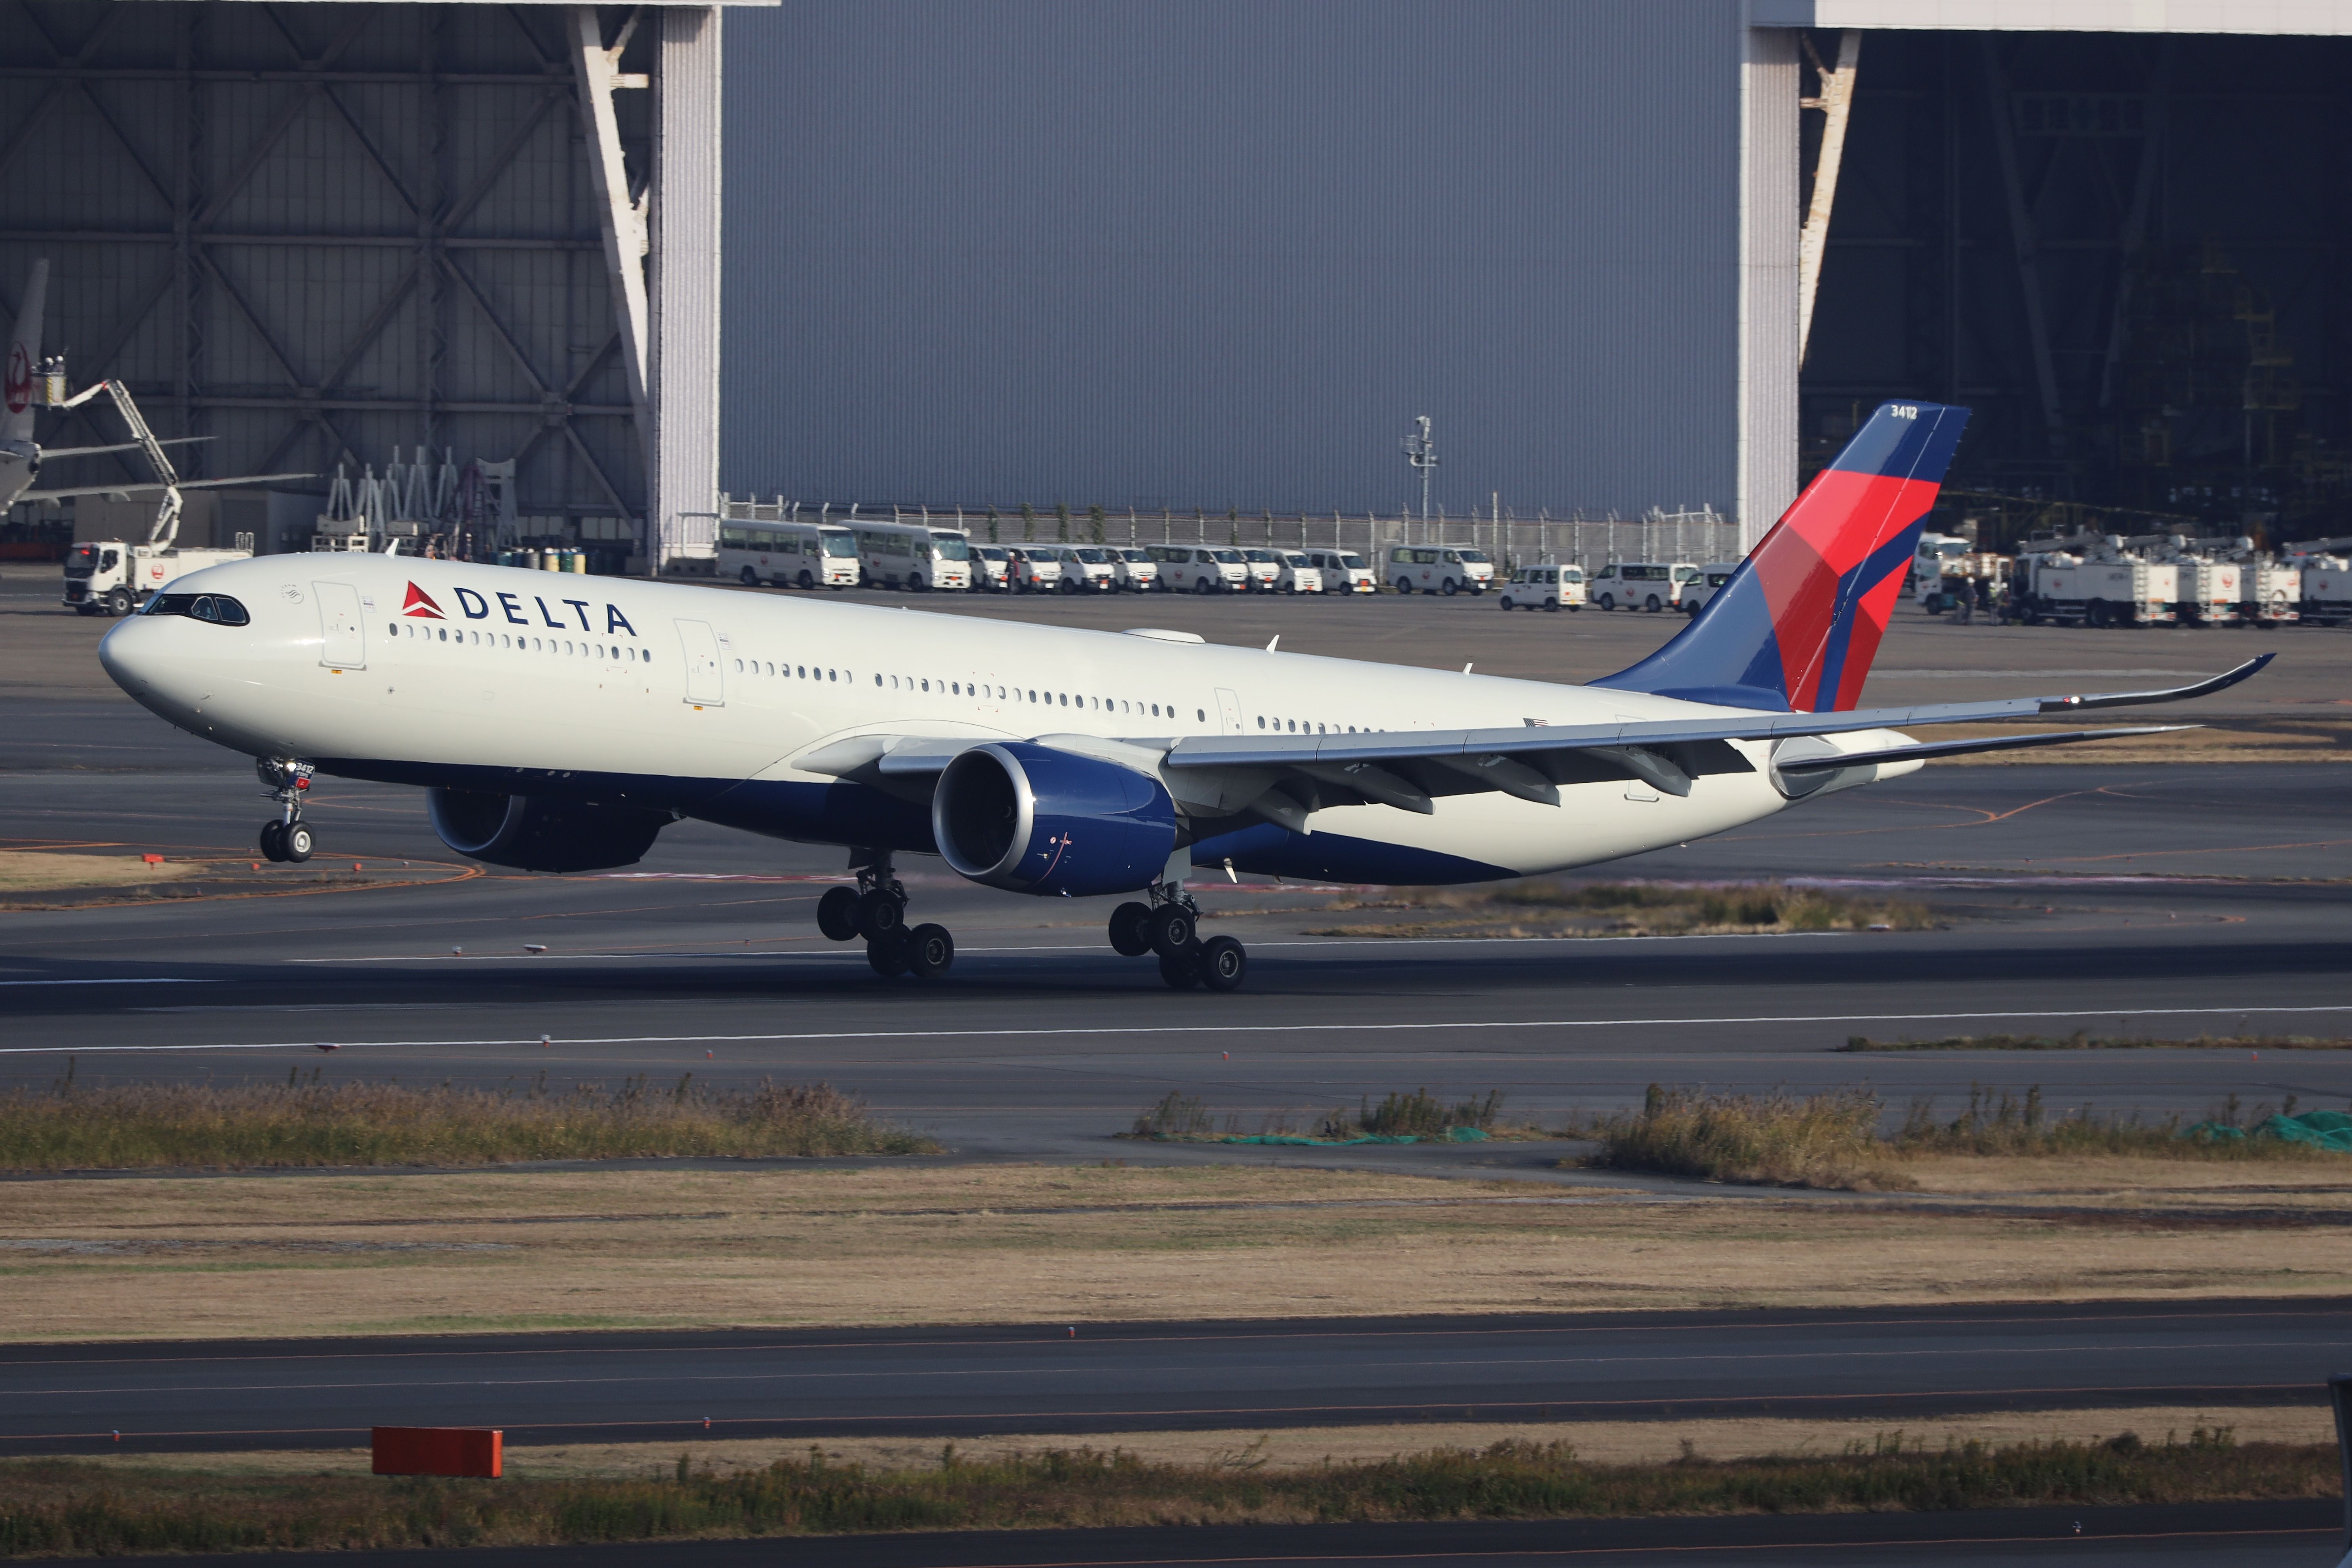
[401,582,446,620]
[4,344,29,415]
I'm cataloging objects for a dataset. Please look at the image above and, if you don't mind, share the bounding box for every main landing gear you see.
[1108,880,1246,991]
[817,849,955,979]
[255,758,316,863]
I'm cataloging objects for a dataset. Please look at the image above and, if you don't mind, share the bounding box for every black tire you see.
[1148,904,1196,958]
[1543,599,1558,613]
[866,932,909,978]
[105,588,133,617]
[855,888,903,940]
[909,574,926,593]
[1598,593,1615,612]
[799,570,815,590]
[1198,935,1247,992]
[1441,580,1457,597]
[817,885,861,942]
[1158,949,1201,990]
[76,603,100,617]
[1108,901,1154,958]
[1644,595,1662,613]
[1395,578,1412,595]
[1195,578,1214,595]
[740,567,758,586]
[2086,600,2111,630]
[283,822,314,863]
[259,822,288,862]
[906,922,955,977]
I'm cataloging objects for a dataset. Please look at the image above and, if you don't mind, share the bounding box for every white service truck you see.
[2012,548,2178,627]
[62,540,251,616]
[2291,546,2352,624]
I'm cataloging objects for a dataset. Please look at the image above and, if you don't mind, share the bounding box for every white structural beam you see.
[570,6,652,459]
[649,4,724,569]
[1796,28,1860,366]
[1737,26,1800,555]
[1752,0,2352,32]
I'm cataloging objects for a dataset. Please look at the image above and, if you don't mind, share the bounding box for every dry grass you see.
[1131,1086,1513,1141]
[0,1426,2328,1554]
[0,851,195,892]
[1308,880,1940,940]
[1843,1031,2352,1052]
[5,1164,2351,1343]
[0,1072,935,1171]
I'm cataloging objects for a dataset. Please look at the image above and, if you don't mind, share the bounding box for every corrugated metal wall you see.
[720,0,1746,521]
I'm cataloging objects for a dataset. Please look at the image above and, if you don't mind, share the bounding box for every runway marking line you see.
[16,1001,2352,1054]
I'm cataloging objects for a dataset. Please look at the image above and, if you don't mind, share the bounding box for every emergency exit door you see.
[314,581,365,669]
[674,619,724,706]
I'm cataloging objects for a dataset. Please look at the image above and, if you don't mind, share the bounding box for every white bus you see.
[853,520,972,591]
[717,519,860,590]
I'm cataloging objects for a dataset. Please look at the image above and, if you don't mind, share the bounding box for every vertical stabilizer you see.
[4,259,47,446]
[1595,401,1970,713]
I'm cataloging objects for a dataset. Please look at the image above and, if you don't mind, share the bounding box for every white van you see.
[1111,548,1161,592]
[1497,563,1585,612]
[718,519,860,590]
[851,520,972,591]
[1158,545,1251,593]
[1589,561,1698,612]
[1274,552,1323,594]
[1238,548,1283,591]
[1304,549,1377,594]
[1677,562,1742,615]
[970,544,1013,592]
[1387,545,1494,595]
[1004,546,1062,592]
[1059,546,1119,592]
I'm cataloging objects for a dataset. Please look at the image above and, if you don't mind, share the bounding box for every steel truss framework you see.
[0,1,664,547]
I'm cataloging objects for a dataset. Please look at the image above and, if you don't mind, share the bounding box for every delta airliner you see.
[97,402,2265,990]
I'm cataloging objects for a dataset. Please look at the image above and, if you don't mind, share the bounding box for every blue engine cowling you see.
[932,742,1176,896]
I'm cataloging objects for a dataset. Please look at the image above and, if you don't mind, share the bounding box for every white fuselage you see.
[98,555,1913,882]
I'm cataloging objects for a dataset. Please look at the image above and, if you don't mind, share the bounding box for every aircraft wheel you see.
[906,923,955,977]
[866,931,909,978]
[1147,904,1196,958]
[1158,948,1202,990]
[283,822,315,863]
[817,886,861,942]
[855,888,904,940]
[1108,901,1154,958]
[259,822,288,862]
[1198,935,1247,992]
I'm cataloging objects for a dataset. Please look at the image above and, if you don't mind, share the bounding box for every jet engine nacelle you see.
[426,786,669,873]
[932,742,1176,897]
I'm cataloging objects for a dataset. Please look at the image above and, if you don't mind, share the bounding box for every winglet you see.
[2038,653,2274,713]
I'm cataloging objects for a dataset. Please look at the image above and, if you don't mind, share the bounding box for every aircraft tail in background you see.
[1594,401,1970,714]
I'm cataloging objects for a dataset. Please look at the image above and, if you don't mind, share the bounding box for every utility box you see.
[371,1426,502,1479]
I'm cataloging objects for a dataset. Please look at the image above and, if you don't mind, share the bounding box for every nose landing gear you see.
[1109,878,1246,991]
[256,758,315,863]
[820,850,956,979]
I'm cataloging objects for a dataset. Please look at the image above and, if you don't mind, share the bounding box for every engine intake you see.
[932,742,1176,897]
[427,787,670,873]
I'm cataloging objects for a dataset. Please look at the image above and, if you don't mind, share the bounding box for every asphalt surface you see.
[6,1299,2346,1457]
[35,1503,2344,1567]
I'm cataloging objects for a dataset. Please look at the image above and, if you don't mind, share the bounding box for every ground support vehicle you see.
[1588,561,1696,612]
[1908,532,1971,604]
[1386,545,1492,595]
[2168,557,2242,625]
[1497,564,1584,611]
[718,519,859,590]
[2013,552,2177,627]
[1302,549,1377,593]
[1111,549,1160,591]
[1057,547,1119,592]
[970,545,1012,591]
[1159,546,1251,593]
[1004,547,1063,593]
[1238,549,1283,591]
[1676,563,1742,615]
[2294,552,2352,623]
[64,542,251,616]
[1273,553,1323,594]
[852,521,972,592]
[2240,561,2301,625]
[1914,550,2012,615]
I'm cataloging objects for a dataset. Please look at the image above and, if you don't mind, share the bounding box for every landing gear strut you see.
[820,849,955,979]
[256,758,315,863]
[1108,876,1246,991]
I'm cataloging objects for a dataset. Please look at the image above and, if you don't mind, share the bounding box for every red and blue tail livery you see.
[1597,401,1970,713]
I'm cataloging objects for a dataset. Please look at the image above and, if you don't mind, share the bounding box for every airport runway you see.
[4,1299,2343,1456]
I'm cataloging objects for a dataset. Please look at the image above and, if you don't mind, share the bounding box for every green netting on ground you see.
[2183,1111,2352,1151]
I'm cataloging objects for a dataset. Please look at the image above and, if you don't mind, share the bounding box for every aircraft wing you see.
[21,470,312,503]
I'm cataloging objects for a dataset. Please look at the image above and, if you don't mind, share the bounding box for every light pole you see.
[1401,415,1437,538]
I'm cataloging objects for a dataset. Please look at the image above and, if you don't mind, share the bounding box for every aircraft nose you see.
[96,609,160,694]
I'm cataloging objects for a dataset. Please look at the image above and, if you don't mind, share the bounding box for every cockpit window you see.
[143,593,251,627]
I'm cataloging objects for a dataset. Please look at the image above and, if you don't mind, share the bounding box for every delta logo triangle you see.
[401,582,446,620]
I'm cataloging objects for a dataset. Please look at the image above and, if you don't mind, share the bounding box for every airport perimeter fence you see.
[715,497,1740,577]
